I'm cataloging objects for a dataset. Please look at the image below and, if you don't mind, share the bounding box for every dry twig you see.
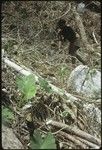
[92,31,99,45]
[49,3,71,22]
[48,120,101,146]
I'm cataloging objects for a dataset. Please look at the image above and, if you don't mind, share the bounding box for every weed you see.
[29,130,56,149]
[16,74,37,106]
[39,77,52,93]
[2,106,15,125]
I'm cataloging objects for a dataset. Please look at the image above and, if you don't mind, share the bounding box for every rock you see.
[83,103,101,124]
[2,124,24,149]
[67,65,101,99]
[83,103,101,136]
[77,2,85,13]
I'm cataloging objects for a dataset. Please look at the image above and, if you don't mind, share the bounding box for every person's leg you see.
[69,39,87,65]
[70,51,76,64]
[69,42,76,64]
[69,45,86,65]
[76,53,87,65]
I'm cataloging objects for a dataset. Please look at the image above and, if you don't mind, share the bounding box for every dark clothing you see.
[69,41,79,55]
[58,26,77,42]
[58,25,86,65]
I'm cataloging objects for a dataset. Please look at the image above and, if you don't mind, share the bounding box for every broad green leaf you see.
[16,75,37,100]
[30,131,43,149]
[39,78,52,93]
[2,107,14,124]
[40,132,56,149]
[30,131,56,149]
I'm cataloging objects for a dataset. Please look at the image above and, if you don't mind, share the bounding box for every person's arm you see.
[57,29,63,50]
[58,40,62,50]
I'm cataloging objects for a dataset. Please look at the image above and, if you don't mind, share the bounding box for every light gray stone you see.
[77,2,85,13]
[67,65,101,99]
[2,124,24,149]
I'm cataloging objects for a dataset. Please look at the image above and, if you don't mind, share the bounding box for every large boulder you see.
[67,65,101,99]
[2,124,24,149]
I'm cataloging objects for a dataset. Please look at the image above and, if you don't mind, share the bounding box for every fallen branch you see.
[76,136,100,149]
[61,131,100,148]
[59,131,87,149]
[2,50,78,103]
[92,31,99,45]
[47,120,101,146]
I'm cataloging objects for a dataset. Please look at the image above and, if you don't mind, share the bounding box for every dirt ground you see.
[2,1,101,149]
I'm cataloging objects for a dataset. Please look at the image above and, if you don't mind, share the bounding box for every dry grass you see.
[2,1,101,149]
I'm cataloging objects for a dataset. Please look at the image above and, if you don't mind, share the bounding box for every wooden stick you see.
[48,120,101,146]
[59,131,87,149]
[76,136,100,148]
[92,31,99,45]
[2,52,78,103]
